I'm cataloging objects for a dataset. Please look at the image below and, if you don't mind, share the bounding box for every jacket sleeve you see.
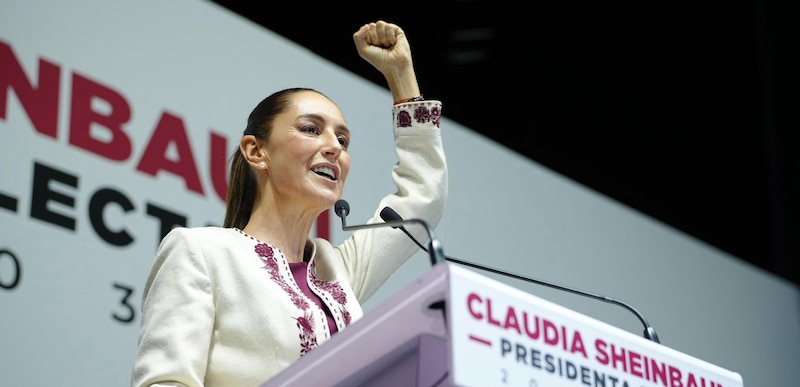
[334,100,448,302]
[131,228,214,387]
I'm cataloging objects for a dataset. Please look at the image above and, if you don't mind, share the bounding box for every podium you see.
[263,262,744,387]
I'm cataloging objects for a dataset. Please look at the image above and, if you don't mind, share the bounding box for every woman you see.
[131,20,447,386]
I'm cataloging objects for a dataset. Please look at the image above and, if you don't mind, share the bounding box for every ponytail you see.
[223,150,255,229]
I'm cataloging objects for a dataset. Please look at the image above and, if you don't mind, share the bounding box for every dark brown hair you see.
[223,87,321,229]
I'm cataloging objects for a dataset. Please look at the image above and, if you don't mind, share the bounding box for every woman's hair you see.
[223,87,321,229]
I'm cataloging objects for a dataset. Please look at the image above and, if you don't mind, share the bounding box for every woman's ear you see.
[240,135,268,171]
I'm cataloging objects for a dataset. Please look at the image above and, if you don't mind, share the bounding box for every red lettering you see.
[669,365,683,387]
[0,40,60,138]
[595,340,707,387]
[543,319,559,346]
[610,343,627,372]
[629,350,644,378]
[136,111,203,194]
[504,306,521,333]
[523,314,541,340]
[467,293,482,320]
[652,357,668,385]
[2,39,230,201]
[594,339,609,365]
[69,72,132,160]
[569,330,587,358]
[686,373,703,387]
[486,298,501,327]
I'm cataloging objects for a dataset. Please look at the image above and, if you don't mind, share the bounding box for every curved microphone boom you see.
[333,199,446,267]
[379,206,661,344]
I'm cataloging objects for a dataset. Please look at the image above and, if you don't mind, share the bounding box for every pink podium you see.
[262,262,744,387]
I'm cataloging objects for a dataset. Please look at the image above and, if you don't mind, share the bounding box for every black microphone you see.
[333,199,446,267]
[380,206,661,344]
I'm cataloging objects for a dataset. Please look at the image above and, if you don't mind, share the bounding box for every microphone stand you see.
[380,206,661,344]
[334,200,446,267]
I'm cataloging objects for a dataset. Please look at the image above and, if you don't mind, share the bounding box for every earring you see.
[259,161,267,169]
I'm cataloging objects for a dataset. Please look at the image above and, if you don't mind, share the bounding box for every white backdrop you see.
[1,1,797,386]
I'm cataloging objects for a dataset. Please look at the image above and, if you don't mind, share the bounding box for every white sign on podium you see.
[447,265,744,387]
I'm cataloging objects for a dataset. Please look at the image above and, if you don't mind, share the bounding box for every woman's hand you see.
[353,20,420,101]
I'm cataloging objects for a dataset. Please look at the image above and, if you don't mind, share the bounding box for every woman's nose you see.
[321,130,343,157]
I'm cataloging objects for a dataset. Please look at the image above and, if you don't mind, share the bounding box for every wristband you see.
[393,94,424,105]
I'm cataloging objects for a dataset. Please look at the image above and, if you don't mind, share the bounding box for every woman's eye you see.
[302,126,318,134]
[338,135,350,149]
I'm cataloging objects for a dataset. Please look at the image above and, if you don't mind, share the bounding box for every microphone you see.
[380,206,661,344]
[333,199,446,267]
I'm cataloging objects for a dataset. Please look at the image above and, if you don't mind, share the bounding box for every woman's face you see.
[263,91,351,210]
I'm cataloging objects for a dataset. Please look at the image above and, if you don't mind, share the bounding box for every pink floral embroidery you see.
[311,277,352,326]
[316,280,347,304]
[254,243,314,351]
[396,110,412,127]
[255,243,273,259]
[396,102,442,128]
[295,312,317,356]
[413,105,431,123]
[431,105,441,127]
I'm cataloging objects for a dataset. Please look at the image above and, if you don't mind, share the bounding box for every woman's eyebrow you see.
[298,113,349,134]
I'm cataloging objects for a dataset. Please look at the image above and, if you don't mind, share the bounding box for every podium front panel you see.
[446,265,744,387]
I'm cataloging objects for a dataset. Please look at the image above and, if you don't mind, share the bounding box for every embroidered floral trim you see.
[396,102,441,128]
[254,242,316,355]
[310,275,352,326]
